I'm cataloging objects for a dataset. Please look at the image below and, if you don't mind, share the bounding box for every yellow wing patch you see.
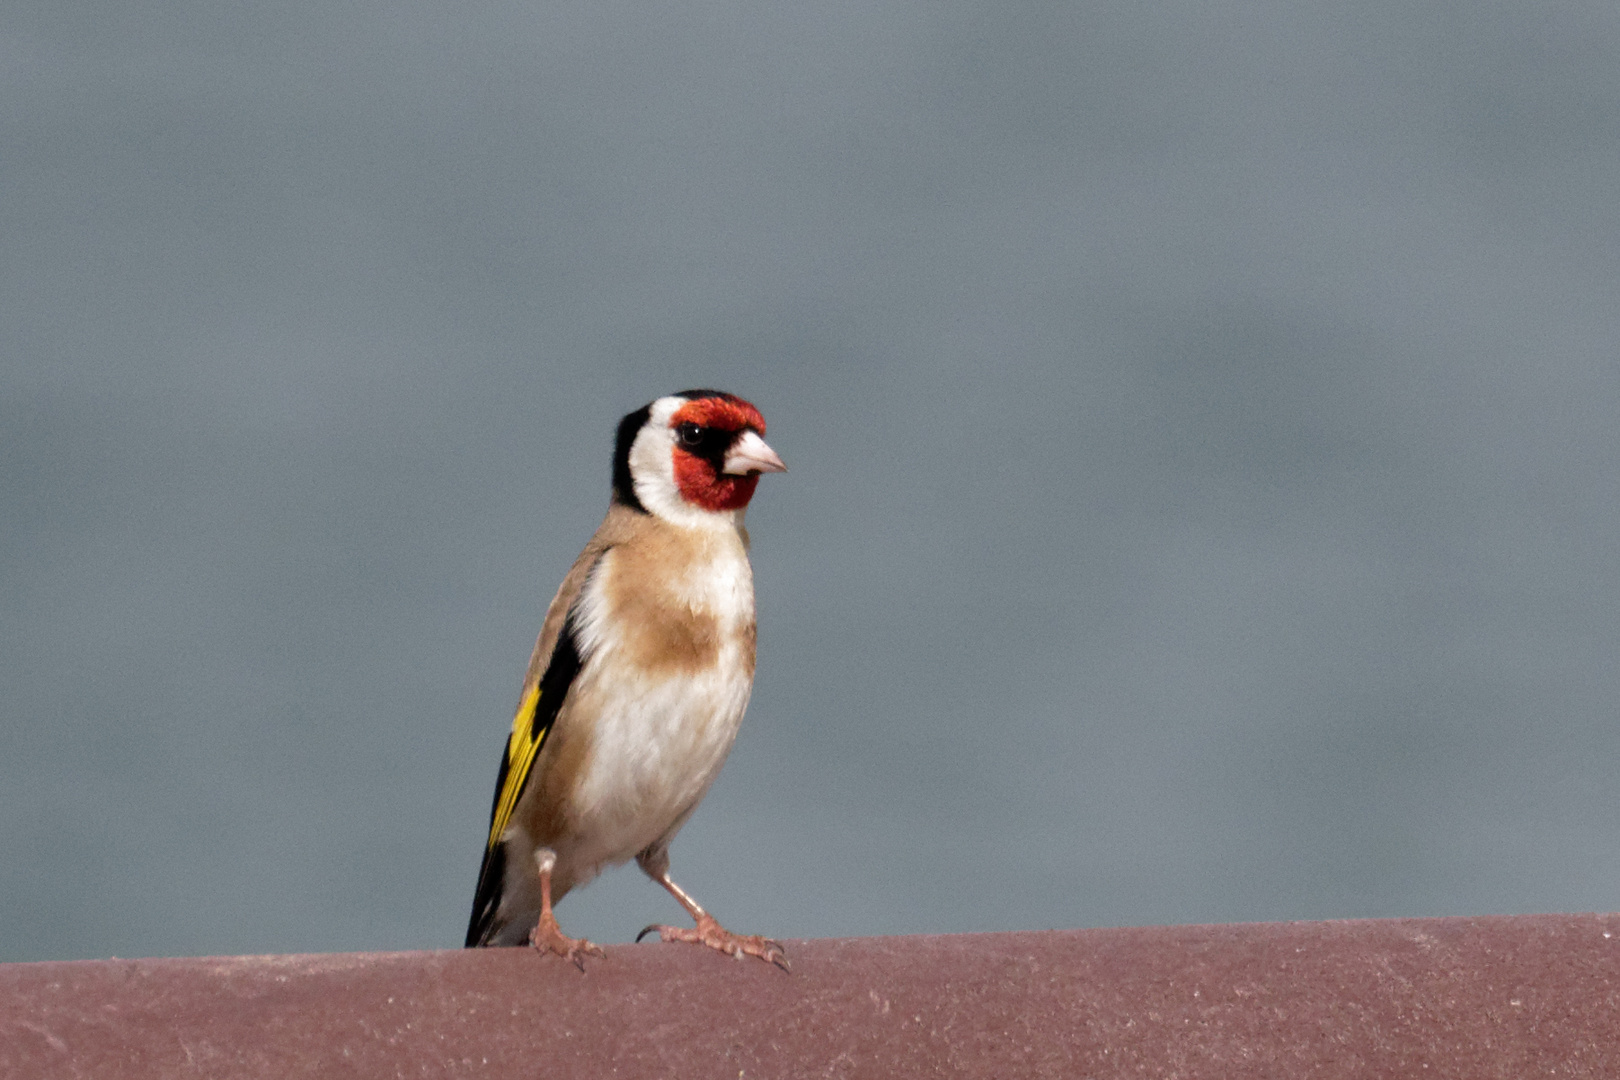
[486,682,546,849]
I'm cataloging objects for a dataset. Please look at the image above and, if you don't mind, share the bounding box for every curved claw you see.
[529,915,605,970]
[642,913,790,971]
[569,942,605,970]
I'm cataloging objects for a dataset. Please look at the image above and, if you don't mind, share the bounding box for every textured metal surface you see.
[3,914,1618,1078]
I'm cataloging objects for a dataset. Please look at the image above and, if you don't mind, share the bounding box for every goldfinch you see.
[465,390,788,968]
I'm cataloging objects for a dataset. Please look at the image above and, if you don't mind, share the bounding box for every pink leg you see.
[528,849,604,970]
[634,851,788,970]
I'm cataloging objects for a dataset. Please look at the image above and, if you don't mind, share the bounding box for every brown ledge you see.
[3,913,1618,1078]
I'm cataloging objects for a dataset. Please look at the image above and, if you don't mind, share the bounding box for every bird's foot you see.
[528,911,604,970]
[637,913,789,970]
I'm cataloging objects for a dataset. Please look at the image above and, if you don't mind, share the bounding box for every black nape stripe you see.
[611,403,653,513]
[674,388,735,401]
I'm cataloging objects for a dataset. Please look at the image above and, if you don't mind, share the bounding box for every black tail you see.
[465,736,514,946]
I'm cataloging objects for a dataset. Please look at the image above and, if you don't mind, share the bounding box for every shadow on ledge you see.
[3,913,1618,1078]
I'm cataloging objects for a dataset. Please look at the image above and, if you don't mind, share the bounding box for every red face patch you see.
[669,394,767,512]
[673,458,759,511]
[669,396,766,435]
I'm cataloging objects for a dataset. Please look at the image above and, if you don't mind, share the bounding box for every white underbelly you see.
[564,659,753,874]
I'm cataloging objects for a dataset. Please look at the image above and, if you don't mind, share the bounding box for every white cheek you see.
[628,398,749,531]
[627,428,677,511]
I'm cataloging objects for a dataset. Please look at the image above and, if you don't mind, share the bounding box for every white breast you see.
[561,532,755,880]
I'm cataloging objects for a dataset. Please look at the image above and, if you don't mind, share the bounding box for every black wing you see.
[464,611,585,947]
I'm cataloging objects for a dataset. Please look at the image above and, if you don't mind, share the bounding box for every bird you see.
[465,390,788,969]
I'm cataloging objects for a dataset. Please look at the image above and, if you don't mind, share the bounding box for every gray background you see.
[3,0,1618,963]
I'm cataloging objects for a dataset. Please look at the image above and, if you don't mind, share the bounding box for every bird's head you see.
[613,390,786,524]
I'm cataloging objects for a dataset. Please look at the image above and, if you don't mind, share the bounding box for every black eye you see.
[677,422,704,447]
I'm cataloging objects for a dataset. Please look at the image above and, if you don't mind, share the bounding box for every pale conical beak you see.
[722,430,787,476]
